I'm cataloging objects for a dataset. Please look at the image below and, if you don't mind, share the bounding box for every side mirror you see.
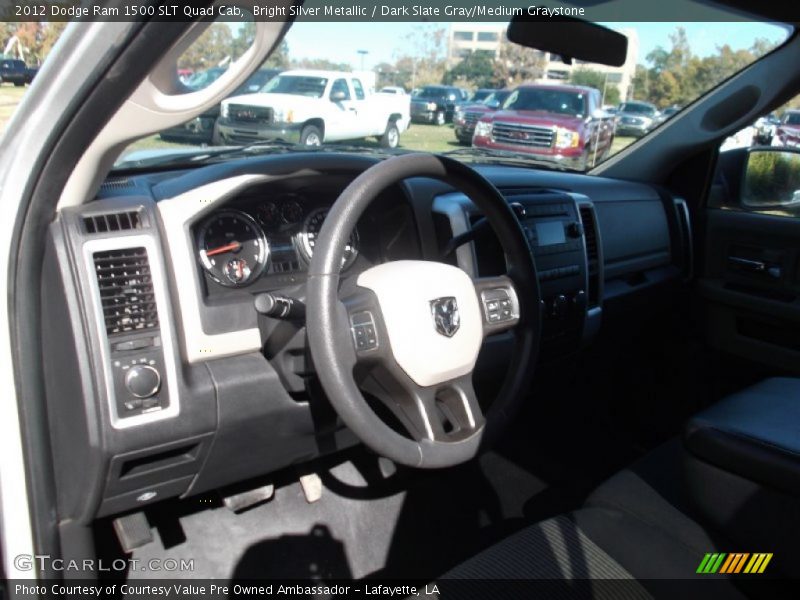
[742,148,800,210]
[588,108,607,121]
[486,99,501,109]
[330,90,347,102]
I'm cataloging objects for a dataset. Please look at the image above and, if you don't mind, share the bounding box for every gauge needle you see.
[205,241,241,256]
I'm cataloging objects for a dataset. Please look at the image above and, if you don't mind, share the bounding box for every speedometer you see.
[297,207,358,269]
[197,210,269,287]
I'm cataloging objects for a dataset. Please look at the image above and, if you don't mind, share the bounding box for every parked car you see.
[410,85,469,125]
[0,58,33,86]
[774,110,800,147]
[754,113,781,145]
[159,68,282,145]
[472,84,615,170]
[453,89,512,144]
[379,86,407,95]
[614,101,660,137]
[468,88,495,103]
[655,105,681,125]
[217,69,410,147]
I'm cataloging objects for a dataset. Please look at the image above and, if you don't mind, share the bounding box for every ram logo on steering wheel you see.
[430,296,461,338]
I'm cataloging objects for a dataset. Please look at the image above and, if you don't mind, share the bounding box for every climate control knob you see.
[125,365,161,399]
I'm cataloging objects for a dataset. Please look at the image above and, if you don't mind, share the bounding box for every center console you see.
[433,189,603,357]
[683,377,800,576]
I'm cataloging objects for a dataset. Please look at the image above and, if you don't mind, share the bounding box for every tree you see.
[648,70,681,107]
[1,22,67,65]
[494,41,544,87]
[569,68,621,106]
[178,23,234,71]
[391,25,447,89]
[443,50,495,89]
[263,40,289,69]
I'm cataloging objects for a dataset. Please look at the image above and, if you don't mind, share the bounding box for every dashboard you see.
[41,153,690,523]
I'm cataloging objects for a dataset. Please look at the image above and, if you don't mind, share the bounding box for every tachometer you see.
[297,207,358,269]
[197,210,269,287]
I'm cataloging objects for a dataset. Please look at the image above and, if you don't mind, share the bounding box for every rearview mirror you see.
[507,15,628,67]
[742,148,800,210]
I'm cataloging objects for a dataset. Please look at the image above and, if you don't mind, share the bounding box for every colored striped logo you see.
[696,553,773,574]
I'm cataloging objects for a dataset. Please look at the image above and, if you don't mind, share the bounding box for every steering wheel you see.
[307,153,541,468]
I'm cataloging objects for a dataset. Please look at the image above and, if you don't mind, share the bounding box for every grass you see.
[0,84,28,132]
[1,86,637,164]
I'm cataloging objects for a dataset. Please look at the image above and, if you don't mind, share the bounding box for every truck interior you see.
[3,1,800,597]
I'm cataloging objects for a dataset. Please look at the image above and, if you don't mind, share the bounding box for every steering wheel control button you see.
[350,311,378,352]
[124,365,161,399]
[482,288,516,324]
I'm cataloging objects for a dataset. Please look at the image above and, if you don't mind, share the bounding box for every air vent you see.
[100,178,133,192]
[93,248,159,336]
[84,210,144,234]
[579,204,600,308]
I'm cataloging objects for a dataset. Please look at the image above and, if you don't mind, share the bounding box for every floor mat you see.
[116,448,551,581]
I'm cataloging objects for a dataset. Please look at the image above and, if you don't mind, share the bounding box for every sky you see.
[280,21,790,70]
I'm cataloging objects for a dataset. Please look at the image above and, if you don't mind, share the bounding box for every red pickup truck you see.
[472,84,615,170]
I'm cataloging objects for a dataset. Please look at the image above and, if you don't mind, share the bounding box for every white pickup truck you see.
[216,69,410,148]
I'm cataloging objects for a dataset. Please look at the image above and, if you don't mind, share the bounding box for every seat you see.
[439,442,750,600]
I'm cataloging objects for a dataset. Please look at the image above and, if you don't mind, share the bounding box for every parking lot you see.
[1,83,636,159]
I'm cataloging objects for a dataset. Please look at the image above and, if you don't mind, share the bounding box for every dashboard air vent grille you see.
[84,210,143,234]
[579,205,600,307]
[93,248,159,336]
[100,178,133,192]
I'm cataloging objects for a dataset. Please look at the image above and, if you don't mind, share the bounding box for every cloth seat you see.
[440,441,751,600]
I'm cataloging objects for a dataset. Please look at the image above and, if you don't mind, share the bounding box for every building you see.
[447,24,639,102]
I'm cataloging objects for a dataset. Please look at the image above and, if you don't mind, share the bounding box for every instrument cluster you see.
[195,193,358,288]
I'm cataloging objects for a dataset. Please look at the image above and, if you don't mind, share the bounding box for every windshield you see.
[504,88,586,117]
[261,75,328,97]
[620,102,657,116]
[483,91,510,106]
[5,17,778,173]
[784,113,800,125]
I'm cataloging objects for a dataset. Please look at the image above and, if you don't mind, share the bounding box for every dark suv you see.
[410,85,468,125]
[0,59,33,86]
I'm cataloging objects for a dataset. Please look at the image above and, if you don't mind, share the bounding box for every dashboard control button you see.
[124,365,161,399]
[350,311,378,351]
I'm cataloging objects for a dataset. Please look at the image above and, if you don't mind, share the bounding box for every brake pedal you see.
[299,473,322,503]
[222,484,274,513]
[112,511,153,553]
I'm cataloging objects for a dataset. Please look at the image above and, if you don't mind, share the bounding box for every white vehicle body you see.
[380,86,407,95]
[217,69,410,147]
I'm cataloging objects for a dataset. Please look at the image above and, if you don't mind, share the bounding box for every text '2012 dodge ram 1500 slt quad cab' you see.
[472,84,615,170]
[217,69,410,148]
